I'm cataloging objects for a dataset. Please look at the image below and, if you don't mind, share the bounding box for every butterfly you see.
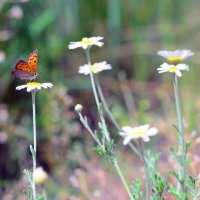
[11,50,38,81]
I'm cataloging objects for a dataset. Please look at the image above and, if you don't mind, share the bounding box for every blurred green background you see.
[1,0,200,199]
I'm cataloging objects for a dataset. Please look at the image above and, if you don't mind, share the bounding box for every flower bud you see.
[33,167,48,184]
[75,104,83,112]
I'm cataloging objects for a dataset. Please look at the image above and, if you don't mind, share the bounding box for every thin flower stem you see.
[128,142,141,159]
[78,112,101,146]
[85,48,110,141]
[95,75,141,158]
[95,76,121,131]
[117,71,136,119]
[31,91,37,200]
[85,48,100,107]
[173,74,186,192]
[41,184,48,200]
[32,91,37,153]
[135,140,143,162]
[113,159,134,200]
[84,49,134,199]
[139,140,150,200]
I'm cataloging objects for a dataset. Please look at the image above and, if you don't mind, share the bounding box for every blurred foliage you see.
[1,0,200,199]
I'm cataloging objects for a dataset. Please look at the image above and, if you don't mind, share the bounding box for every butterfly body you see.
[11,50,38,81]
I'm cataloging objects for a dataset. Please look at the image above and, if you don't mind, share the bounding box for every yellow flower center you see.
[168,66,177,72]
[90,65,101,72]
[133,131,146,135]
[167,57,183,63]
[80,39,92,45]
[26,82,41,86]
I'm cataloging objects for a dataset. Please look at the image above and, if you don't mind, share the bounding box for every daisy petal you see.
[16,82,53,92]
[142,136,150,142]
[68,36,104,50]
[78,61,112,75]
[175,70,182,77]
[157,63,189,77]
[119,124,158,144]
[157,49,194,63]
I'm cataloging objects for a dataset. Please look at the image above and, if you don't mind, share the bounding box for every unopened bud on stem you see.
[75,104,83,112]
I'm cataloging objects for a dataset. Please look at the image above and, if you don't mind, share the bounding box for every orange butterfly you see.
[11,50,38,81]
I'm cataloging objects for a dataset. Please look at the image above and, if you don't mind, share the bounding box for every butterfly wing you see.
[11,69,37,80]
[15,60,29,71]
[27,50,38,74]
[11,50,38,80]
[11,59,37,80]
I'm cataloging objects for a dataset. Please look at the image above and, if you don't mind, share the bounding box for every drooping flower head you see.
[157,50,194,64]
[119,124,158,145]
[68,36,104,50]
[78,61,112,75]
[16,82,53,92]
[157,63,189,77]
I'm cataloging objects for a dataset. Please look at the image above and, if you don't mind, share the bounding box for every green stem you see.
[95,76,121,131]
[84,49,133,199]
[173,74,186,192]
[128,142,141,159]
[95,76,141,158]
[32,91,37,154]
[139,140,150,200]
[31,91,37,200]
[85,48,110,141]
[113,159,134,200]
[41,184,48,200]
[85,48,100,107]
[78,112,101,146]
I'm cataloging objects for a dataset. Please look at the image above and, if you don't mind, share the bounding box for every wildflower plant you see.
[157,49,199,198]
[12,50,53,200]
[70,40,200,199]
[69,36,165,200]
[10,40,200,199]
[16,81,53,200]
[69,36,134,199]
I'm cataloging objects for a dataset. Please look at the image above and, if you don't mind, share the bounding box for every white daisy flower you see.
[68,36,104,49]
[157,63,189,77]
[119,124,158,145]
[157,50,194,63]
[33,167,48,184]
[16,82,53,92]
[78,61,112,75]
